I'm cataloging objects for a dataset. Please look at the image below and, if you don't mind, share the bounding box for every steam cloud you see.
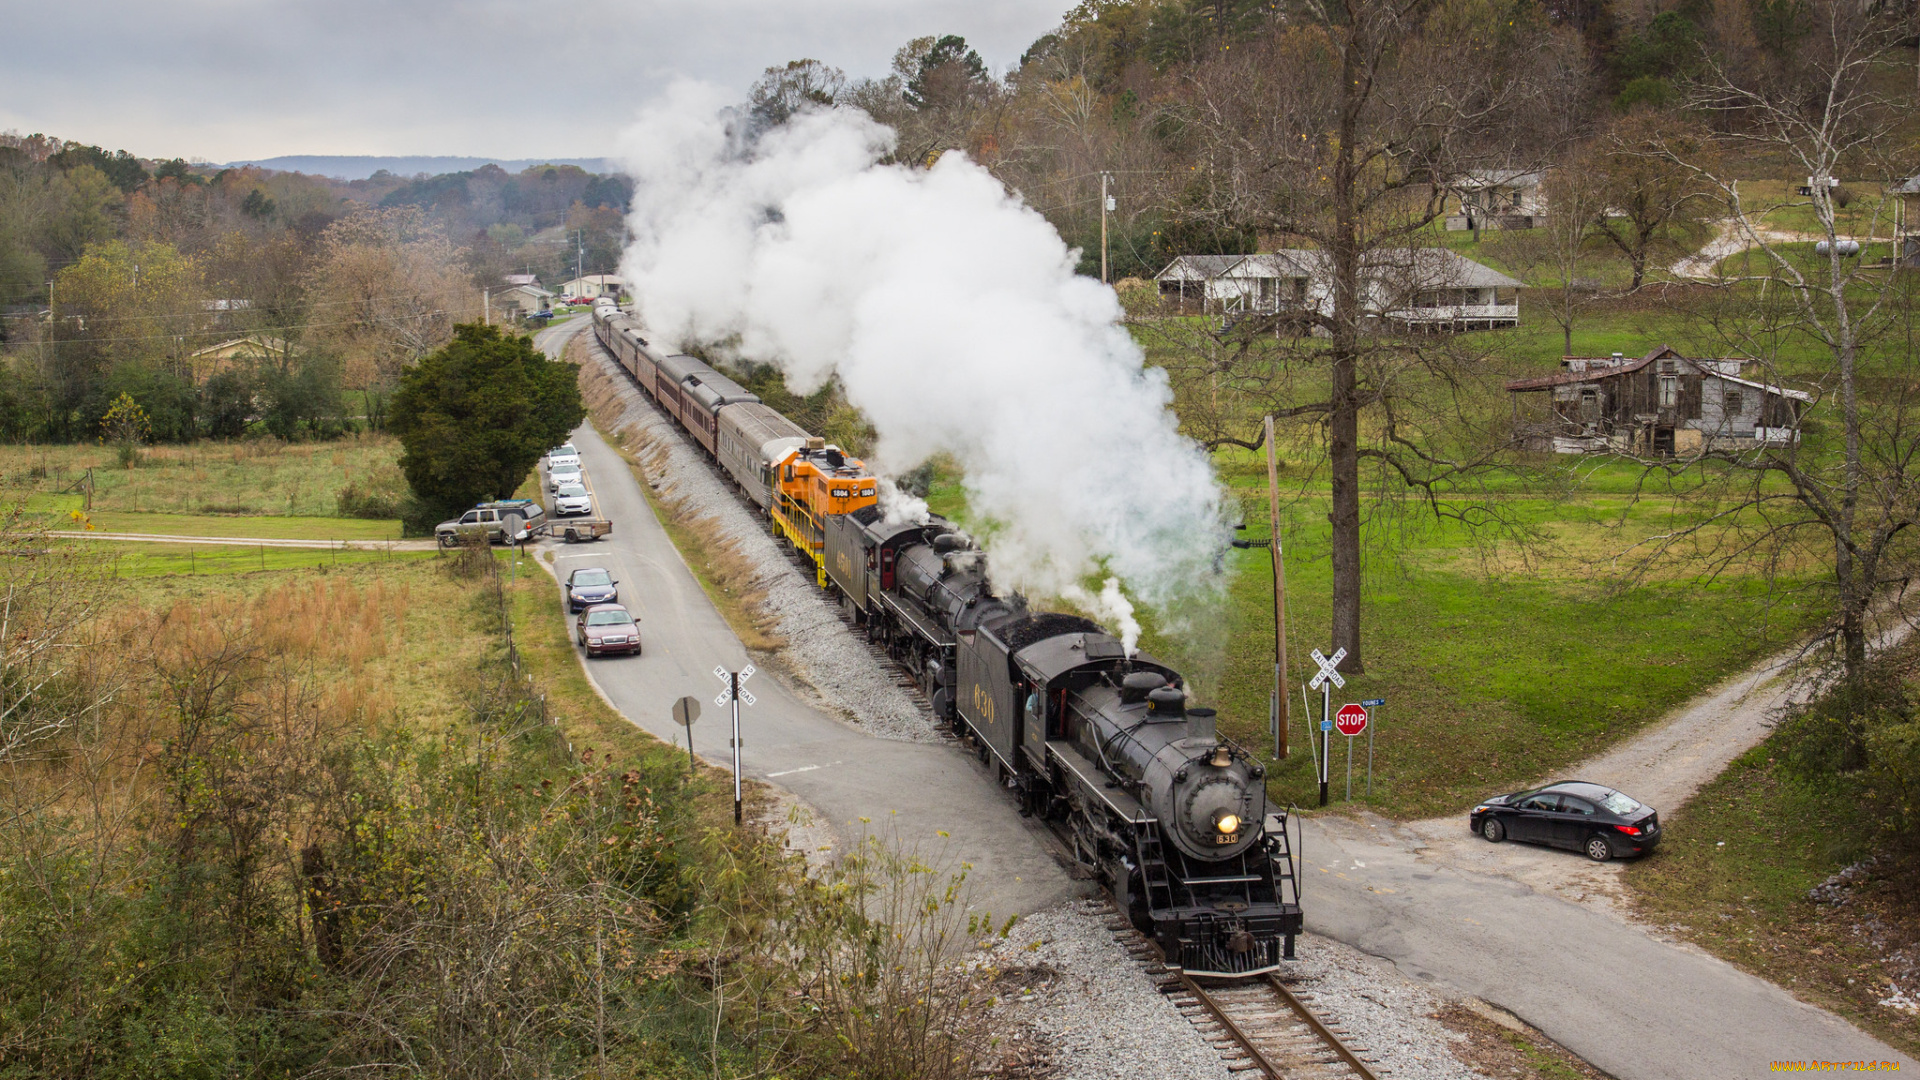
[616,83,1228,634]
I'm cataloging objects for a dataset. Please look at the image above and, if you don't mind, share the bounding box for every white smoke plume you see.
[616,83,1228,621]
[876,476,930,527]
[1061,577,1142,656]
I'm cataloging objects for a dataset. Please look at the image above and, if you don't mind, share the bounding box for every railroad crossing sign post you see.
[1361,698,1385,799]
[1307,648,1345,807]
[714,664,756,825]
[1334,703,1368,801]
[671,696,701,779]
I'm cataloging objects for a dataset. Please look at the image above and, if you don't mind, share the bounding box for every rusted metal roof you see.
[1504,344,1811,402]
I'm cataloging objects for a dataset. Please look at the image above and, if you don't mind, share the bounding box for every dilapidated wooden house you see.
[1506,346,1810,455]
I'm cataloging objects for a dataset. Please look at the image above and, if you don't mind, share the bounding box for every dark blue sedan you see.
[1470,781,1661,861]
[565,567,618,613]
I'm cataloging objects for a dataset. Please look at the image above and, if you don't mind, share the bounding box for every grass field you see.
[0,435,405,523]
[928,447,1823,819]
[1628,744,1920,1058]
[86,540,428,577]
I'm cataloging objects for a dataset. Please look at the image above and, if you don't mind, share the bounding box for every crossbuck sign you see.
[715,663,756,707]
[1308,648,1346,690]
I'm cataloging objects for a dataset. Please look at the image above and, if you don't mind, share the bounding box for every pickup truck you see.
[435,500,548,547]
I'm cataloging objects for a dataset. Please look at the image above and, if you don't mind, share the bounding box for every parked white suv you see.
[547,445,582,472]
[553,483,593,517]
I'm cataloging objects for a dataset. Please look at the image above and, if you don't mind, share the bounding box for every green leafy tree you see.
[98,391,150,468]
[389,324,585,521]
[48,143,149,193]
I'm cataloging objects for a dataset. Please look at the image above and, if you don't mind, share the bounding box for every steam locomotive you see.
[592,306,1303,976]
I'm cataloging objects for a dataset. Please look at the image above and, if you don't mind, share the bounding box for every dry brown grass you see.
[118,559,493,736]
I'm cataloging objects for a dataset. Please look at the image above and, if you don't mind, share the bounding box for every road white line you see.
[767,761,843,778]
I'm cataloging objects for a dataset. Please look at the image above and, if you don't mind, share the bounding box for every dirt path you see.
[1671,218,1840,279]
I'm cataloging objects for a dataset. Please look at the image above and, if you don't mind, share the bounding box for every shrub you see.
[336,467,407,519]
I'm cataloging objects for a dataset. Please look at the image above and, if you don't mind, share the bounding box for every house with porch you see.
[1153,254,1248,311]
[1153,248,1521,331]
[1505,345,1810,455]
[1445,169,1547,231]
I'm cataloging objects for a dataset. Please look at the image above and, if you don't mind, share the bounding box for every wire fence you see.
[477,541,575,763]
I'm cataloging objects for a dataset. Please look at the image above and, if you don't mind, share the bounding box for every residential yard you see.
[1628,743,1920,1059]
[0,435,406,536]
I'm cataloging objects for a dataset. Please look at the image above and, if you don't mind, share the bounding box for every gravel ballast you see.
[578,336,938,743]
[981,899,1495,1080]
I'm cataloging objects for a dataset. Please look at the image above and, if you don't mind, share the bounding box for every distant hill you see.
[224,155,619,180]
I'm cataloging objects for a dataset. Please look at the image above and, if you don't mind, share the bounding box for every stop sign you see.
[1334,703,1369,737]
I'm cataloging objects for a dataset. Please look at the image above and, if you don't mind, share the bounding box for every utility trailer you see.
[538,518,613,543]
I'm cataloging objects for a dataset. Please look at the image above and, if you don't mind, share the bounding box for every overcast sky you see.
[0,0,1065,164]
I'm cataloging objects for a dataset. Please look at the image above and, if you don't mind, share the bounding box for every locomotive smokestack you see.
[1187,706,1217,743]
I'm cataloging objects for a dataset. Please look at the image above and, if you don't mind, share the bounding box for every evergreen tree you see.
[389,324,585,518]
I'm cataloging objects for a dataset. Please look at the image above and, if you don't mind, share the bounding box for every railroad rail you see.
[1103,906,1383,1079]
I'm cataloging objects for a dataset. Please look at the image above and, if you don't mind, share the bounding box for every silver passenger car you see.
[716,401,810,508]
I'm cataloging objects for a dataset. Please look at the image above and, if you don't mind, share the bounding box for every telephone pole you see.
[1100,172,1113,284]
[1266,414,1289,759]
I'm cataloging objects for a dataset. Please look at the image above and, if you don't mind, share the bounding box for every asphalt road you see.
[530,321,1081,921]
[1301,814,1912,1079]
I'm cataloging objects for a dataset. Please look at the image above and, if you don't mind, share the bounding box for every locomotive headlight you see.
[1214,811,1240,835]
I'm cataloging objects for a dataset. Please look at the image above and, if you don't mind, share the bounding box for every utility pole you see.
[1266,414,1289,759]
[1100,172,1113,284]
[483,287,490,326]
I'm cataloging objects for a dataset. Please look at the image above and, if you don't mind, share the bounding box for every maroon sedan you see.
[576,603,642,657]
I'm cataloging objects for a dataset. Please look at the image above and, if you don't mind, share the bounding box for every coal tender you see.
[824,509,1304,977]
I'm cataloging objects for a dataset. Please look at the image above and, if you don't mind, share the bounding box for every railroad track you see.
[1103,907,1384,1079]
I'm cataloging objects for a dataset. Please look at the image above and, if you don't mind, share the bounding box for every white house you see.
[560,274,626,300]
[1445,170,1548,231]
[1153,248,1522,331]
[1154,255,1246,309]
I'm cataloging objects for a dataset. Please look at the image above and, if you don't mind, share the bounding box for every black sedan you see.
[1470,781,1661,861]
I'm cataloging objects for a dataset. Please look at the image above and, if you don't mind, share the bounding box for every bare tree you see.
[1502,167,1606,355]
[1625,0,1916,677]
[1586,111,1719,289]
[1165,5,1581,669]
[747,58,848,130]
[304,207,476,388]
